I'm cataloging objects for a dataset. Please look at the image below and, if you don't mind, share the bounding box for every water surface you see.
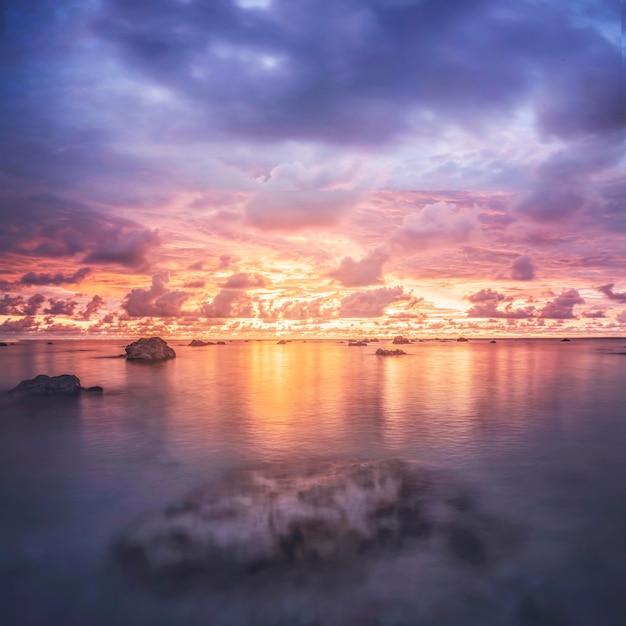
[1,338,625,625]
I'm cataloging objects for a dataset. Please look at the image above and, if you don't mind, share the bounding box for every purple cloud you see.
[122,272,189,317]
[329,248,388,287]
[510,255,535,281]
[539,289,585,319]
[597,283,626,302]
[20,267,92,286]
[339,286,408,318]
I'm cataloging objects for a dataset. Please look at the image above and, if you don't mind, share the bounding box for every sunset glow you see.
[1,0,624,338]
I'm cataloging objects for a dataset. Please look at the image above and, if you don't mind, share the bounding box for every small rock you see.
[125,337,176,361]
[457,337,469,342]
[84,386,104,394]
[392,336,410,345]
[9,374,82,396]
[375,348,406,356]
[216,341,226,345]
[277,340,287,345]
[0,342,7,347]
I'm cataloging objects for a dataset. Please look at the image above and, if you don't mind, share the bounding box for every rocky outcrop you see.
[125,337,176,361]
[457,337,469,342]
[375,348,406,356]
[115,459,522,586]
[392,336,410,345]
[0,342,7,347]
[277,339,287,345]
[348,341,368,346]
[188,340,215,347]
[8,374,103,396]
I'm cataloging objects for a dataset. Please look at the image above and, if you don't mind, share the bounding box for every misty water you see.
[1,338,626,625]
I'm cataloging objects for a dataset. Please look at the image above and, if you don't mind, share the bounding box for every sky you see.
[0,0,624,338]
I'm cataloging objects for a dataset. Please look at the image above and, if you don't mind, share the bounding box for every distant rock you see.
[376,348,406,356]
[392,336,410,345]
[490,340,496,344]
[116,459,523,586]
[216,341,226,345]
[348,340,368,346]
[125,337,176,361]
[457,337,469,342]
[0,342,7,347]
[560,338,571,342]
[277,339,287,345]
[8,374,103,396]
[47,342,53,345]
[188,340,215,347]
[369,338,380,342]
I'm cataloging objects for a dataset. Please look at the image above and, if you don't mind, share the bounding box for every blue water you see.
[1,338,625,625]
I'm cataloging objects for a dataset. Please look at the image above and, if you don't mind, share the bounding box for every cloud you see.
[201,290,247,318]
[467,288,505,304]
[245,191,361,231]
[328,247,388,287]
[20,267,92,286]
[222,272,266,289]
[392,202,481,251]
[79,295,105,321]
[581,309,606,319]
[597,283,626,302]
[84,228,160,269]
[617,311,626,324]
[510,255,535,280]
[339,286,408,318]
[539,289,585,319]
[122,272,189,317]
[465,289,534,319]
[0,316,38,333]
[0,293,46,316]
[44,298,78,316]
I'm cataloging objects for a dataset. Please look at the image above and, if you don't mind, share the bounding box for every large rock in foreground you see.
[116,459,521,585]
[9,374,91,396]
[125,337,176,361]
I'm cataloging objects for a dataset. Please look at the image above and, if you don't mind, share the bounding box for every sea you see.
[1,337,625,626]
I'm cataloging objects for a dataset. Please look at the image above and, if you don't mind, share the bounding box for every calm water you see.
[1,338,625,625]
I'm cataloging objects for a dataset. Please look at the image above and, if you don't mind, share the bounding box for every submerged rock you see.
[115,459,523,586]
[125,337,176,361]
[375,348,406,356]
[8,374,103,396]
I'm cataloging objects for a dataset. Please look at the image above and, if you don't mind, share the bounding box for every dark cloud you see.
[0,316,38,333]
[328,248,388,287]
[339,286,408,318]
[44,298,78,316]
[0,194,161,268]
[539,289,585,319]
[83,229,160,269]
[510,255,535,280]
[20,267,92,286]
[79,295,105,321]
[122,272,189,317]
[597,283,626,302]
[95,0,621,148]
[581,309,606,319]
[23,294,46,316]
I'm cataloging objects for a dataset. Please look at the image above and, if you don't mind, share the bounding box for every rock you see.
[47,342,53,345]
[277,340,287,345]
[490,340,496,344]
[348,341,368,346]
[9,374,82,396]
[0,342,7,347]
[115,458,527,589]
[457,337,469,342]
[392,336,410,345]
[375,348,406,356]
[84,386,104,394]
[125,337,176,361]
[188,340,215,347]
[216,341,226,345]
[369,338,380,342]
[560,338,570,342]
